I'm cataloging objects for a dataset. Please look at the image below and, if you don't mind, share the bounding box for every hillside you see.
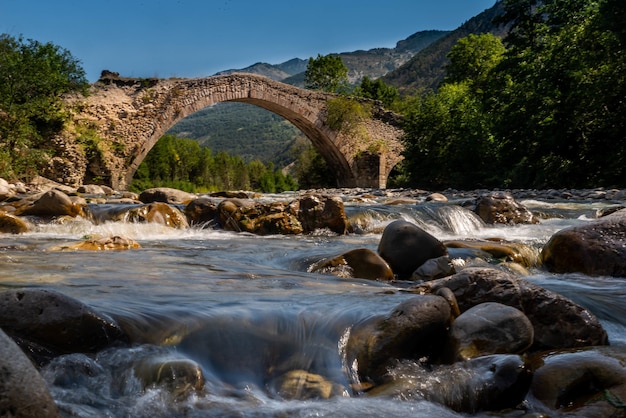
[382,2,507,93]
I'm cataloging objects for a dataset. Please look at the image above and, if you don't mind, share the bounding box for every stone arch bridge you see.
[64,73,404,190]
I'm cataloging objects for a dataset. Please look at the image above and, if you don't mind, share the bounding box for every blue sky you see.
[2,0,497,82]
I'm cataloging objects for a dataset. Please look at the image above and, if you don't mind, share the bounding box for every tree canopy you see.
[399,0,626,189]
[0,34,88,180]
[304,54,349,93]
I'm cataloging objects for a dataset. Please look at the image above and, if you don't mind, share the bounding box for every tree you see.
[356,76,399,108]
[0,34,88,180]
[444,33,506,89]
[304,54,348,93]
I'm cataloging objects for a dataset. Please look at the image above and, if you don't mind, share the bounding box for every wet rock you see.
[217,198,303,235]
[377,220,448,280]
[77,184,107,195]
[297,194,348,234]
[527,346,626,417]
[541,208,626,276]
[410,268,608,350]
[126,202,189,228]
[50,235,141,251]
[346,295,452,384]
[471,192,538,225]
[15,189,85,217]
[209,190,251,199]
[0,212,30,234]
[138,187,196,204]
[134,355,205,397]
[411,255,456,280]
[269,369,345,400]
[184,197,218,226]
[0,328,60,418]
[446,302,534,362]
[426,192,448,202]
[310,248,394,281]
[368,354,532,414]
[446,239,540,268]
[0,289,128,365]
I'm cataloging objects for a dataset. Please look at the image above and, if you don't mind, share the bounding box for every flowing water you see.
[2,191,626,417]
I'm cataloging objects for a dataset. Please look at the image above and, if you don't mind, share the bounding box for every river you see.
[2,189,625,417]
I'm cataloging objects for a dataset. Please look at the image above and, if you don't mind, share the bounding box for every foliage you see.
[0,34,88,180]
[288,137,336,189]
[304,54,349,93]
[400,0,626,189]
[354,76,399,108]
[167,102,302,167]
[325,96,372,133]
[130,134,298,193]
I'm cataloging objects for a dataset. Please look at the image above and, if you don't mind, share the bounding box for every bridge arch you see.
[67,73,404,190]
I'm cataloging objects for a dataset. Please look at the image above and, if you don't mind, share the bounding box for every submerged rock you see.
[127,202,189,228]
[0,289,128,365]
[368,354,532,414]
[310,248,394,281]
[377,219,448,280]
[527,346,626,417]
[541,208,626,276]
[410,267,608,350]
[0,328,60,418]
[268,369,346,400]
[134,355,205,397]
[346,295,452,384]
[50,235,141,251]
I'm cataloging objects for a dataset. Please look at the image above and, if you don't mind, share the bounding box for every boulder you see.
[426,192,448,202]
[138,187,196,205]
[217,198,303,235]
[445,239,540,268]
[126,202,189,228]
[0,212,30,234]
[472,192,538,225]
[410,268,608,350]
[310,248,394,281]
[377,220,448,280]
[15,189,85,217]
[541,208,626,276]
[0,178,16,201]
[184,197,218,226]
[0,289,128,365]
[346,295,452,383]
[368,354,531,414]
[0,328,60,417]
[411,255,456,280]
[446,302,534,362]
[527,346,626,417]
[297,194,348,234]
[77,184,106,195]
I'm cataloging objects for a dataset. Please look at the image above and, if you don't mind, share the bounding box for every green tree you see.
[444,33,506,90]
[304,54,349,93]
[0,34,88,180]
[356,76,399,108]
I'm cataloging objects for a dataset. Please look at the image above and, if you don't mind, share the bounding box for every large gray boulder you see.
[377,220,448,279]
[541,208,626,276]
[0,328,60,417]
[412,267,608,350]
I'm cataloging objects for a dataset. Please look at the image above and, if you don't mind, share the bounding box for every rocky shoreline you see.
[2,176,626,416]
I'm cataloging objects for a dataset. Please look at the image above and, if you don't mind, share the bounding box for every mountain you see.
[212,30,450,85]
[381,2,507,93]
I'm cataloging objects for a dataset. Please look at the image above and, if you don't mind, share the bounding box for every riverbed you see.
[2,189,625,417]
